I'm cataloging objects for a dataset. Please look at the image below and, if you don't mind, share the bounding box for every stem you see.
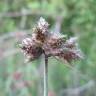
[44,55,48,96]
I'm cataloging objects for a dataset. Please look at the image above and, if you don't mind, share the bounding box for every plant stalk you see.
[44,55,48,96]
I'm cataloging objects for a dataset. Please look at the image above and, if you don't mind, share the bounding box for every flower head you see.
[19,17,83,63]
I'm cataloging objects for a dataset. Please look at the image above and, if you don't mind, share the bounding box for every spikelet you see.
[19,17,83,63]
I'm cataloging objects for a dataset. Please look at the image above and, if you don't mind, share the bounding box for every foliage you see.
[0,0,96,96]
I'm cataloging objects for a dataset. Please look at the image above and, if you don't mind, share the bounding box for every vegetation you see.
[0,0,96,96]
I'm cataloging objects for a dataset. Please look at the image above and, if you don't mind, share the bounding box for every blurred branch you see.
[0,30,31,43]
[60,80,95,96]
[0,10,36,17]
[53,16,63,33]
[0,49,20,60]
[0,10,64,19]
[19,8,27,29]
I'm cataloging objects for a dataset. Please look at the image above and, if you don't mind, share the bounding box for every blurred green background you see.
[0,0,96,96]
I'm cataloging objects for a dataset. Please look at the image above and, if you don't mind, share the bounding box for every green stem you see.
[44,55,48,96]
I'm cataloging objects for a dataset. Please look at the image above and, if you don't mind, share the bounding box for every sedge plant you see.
[19,17,83,96]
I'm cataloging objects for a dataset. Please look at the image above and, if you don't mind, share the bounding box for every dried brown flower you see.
[19,17,83,63]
